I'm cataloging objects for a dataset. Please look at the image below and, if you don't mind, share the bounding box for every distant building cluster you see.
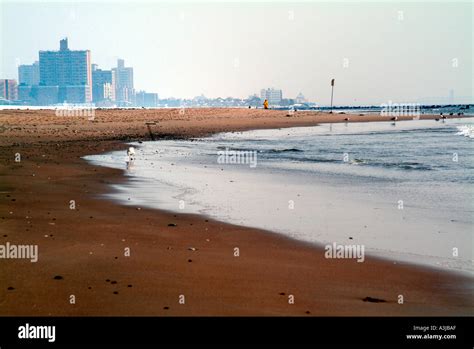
[1,40,313,108]
[3,38,158,107]
[157,91,310,108]
[258,88,308,107]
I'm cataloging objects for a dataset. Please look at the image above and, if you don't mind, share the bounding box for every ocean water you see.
[84,118,474,274]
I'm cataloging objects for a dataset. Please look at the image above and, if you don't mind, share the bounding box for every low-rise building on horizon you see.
[33,85,59,105]
[295,92,307,104]
[135,91,159,107]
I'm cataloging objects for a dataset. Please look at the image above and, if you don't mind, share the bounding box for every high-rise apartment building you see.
[39,38,92,103]
[112,59,134,105]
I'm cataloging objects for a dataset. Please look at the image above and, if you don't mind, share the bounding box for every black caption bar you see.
[0,317,472,347]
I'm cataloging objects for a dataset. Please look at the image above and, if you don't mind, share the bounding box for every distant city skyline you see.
[1,1,472,105]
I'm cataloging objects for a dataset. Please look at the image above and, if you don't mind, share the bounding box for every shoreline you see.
[85,117,474,276]
[94,157,474,280]
[1,109,473,316]
[87,137,473,278]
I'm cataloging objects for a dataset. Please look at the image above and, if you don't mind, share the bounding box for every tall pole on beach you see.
[330,78,335,113]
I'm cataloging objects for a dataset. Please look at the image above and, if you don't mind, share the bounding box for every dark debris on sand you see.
[362,297,387,303]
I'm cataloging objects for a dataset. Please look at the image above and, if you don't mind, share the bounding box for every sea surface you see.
[85,118,474,274]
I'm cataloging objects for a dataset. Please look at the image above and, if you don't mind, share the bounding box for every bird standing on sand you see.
[127,147,136,162]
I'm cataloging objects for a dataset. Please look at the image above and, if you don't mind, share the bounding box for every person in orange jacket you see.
[263,99,269,109]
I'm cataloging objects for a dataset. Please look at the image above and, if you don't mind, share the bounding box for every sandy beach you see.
[0,108,472,316]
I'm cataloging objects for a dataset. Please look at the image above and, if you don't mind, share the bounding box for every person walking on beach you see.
[263,99,269,109]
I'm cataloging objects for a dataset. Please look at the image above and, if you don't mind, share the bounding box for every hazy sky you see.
[1,0,472,105]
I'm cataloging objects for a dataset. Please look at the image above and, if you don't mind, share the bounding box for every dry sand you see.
[0,108,472,315]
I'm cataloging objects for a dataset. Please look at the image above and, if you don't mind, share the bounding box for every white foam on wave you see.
[456,125,474,138]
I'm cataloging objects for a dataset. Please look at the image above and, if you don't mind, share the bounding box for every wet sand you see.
[0,108,472,315]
